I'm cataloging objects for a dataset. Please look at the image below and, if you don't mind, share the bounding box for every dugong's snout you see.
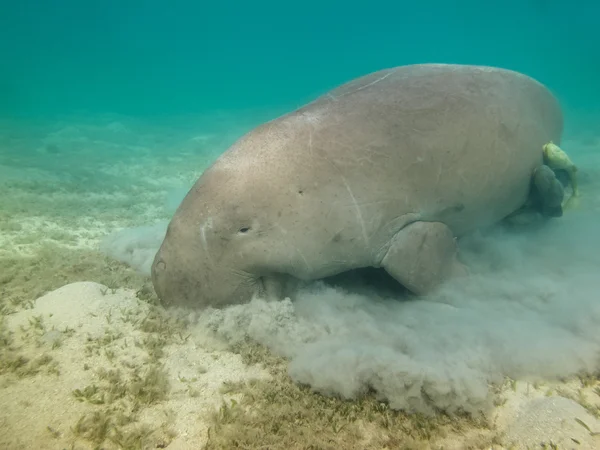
[150,244,196,307]
[150,242,260,309]
[150,250,172,305]
[151,248,204,307]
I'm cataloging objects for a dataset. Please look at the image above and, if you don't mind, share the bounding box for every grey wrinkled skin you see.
[152,63,563,308]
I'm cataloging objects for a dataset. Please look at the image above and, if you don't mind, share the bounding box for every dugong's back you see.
[264,64,563,236]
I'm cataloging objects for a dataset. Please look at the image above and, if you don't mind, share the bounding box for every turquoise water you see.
[1,0,599,119]
[2,2,600,448]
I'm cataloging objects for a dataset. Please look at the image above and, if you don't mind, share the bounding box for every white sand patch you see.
[0,282,269,449]
[492,380,600,449]
[429,379,600,449]
[503,396,600,449]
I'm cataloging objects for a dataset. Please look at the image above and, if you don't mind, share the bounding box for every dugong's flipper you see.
[532,164,565,217]
[503,163,566,227]
[380,222,468,294]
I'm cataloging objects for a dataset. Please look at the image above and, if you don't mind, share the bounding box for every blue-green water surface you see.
[1,0,598,119]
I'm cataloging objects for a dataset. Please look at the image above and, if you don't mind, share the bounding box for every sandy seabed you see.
[2,114,600,449]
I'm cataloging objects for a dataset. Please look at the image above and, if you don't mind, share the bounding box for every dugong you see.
[152,63,562,308]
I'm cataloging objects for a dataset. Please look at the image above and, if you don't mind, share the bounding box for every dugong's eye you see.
[238,227,251,234]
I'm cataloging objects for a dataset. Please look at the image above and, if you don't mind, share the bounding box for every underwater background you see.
[2,0,599,119]
[2,1,600,449]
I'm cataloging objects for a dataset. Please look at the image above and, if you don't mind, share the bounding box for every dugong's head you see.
[151,151,291,308]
